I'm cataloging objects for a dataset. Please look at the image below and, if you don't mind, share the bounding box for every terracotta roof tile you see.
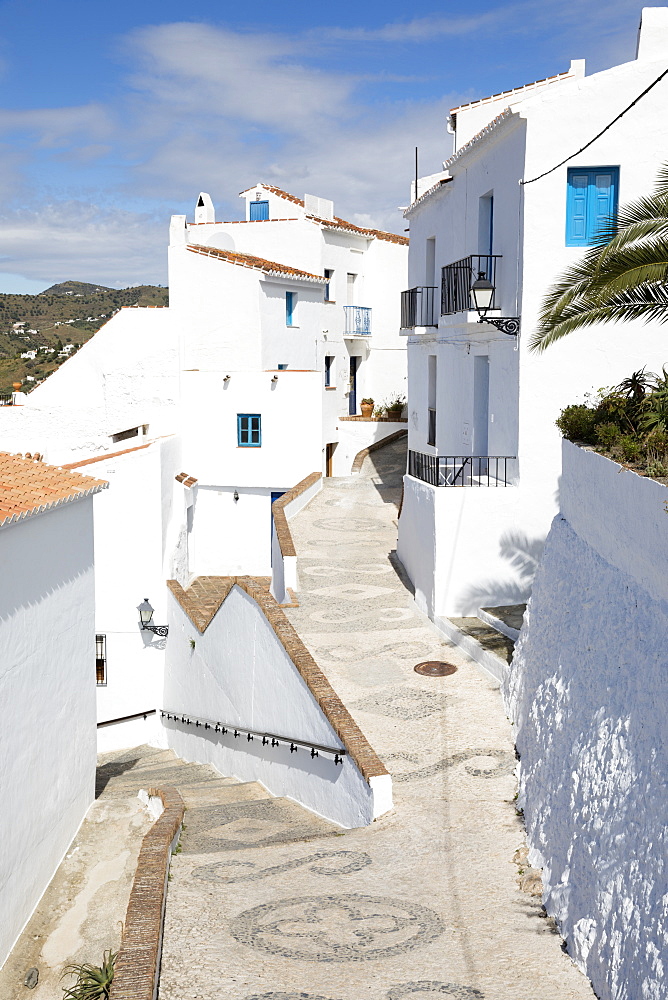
[450,67,576,114]
[175,472,198,487]
[186,244,326,282]
[239,184,305,206]
[62,442,151,469]
[0,452,107,527]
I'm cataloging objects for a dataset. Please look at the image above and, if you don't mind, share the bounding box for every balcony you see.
[408,450,515,486]
[441,254,501,316]
[401,286,438,328]
[344,305,371,337]
[0,393,15,406]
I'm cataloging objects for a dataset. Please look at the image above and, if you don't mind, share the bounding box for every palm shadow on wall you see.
[456,530,546,615]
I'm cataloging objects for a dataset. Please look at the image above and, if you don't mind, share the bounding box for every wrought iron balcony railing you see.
[441,254,501,316]
[401,286,438,328]
[427,408,436,446]
[344,305,372,335]
[408,450,515,487]
[0,393,15,406]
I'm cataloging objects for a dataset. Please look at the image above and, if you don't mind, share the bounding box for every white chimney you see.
[169,215,187,247]
[194,192,215,224]
[304,193,334,220]
[636,7,668,61]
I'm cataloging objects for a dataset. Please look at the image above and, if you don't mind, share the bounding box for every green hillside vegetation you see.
[0,282,168,395]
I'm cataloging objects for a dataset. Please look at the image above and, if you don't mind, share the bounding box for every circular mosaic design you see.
[231,893,445,962]
[414,661,458,677]
[392,748,516,783]
[312,517,385,532]
[387,983,484,1000]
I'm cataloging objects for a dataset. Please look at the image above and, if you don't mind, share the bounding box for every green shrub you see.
[644,428,668,461]
[595,422,620,449]
[617,435,641,463]
[61,951,115,999]
[555,404,597,443]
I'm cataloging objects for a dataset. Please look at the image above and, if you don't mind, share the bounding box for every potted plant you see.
[360,398,374,418]
[383,394,406,419]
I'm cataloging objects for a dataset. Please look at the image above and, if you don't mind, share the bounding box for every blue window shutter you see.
[566,172,589,245]
[590,171,617,242]
[286,291,294,326]
[566,167,619,246]
[250,200,269,221]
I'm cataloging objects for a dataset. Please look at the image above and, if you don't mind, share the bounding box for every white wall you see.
[89,443,172,747]
[503,442,668,1000]
[335,421,407,476]
[0,499,97,968]
[0,308,178,465]
[164,585,383,827]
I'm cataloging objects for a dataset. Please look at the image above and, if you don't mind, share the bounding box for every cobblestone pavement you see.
[159,439,594,1000]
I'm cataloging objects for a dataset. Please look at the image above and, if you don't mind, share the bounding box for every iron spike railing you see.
[401,286,438,328]
[160,709,346,764]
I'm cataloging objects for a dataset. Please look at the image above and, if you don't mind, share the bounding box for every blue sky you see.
[0,0,646,291]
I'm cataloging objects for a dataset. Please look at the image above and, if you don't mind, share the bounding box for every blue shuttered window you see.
[237,414,261,447]
[250,200,269,221]
[286,291,296,326]
[566,167,619,246]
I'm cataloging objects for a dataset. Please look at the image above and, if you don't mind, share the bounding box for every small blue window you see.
[250,200,269,221]
[566,167,619,246]
[286,291,296,326]
[238,413,261,447]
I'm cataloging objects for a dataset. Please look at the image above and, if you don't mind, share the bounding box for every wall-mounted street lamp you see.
[138,598,169,637]
[233,489,240,502]
[470,270,520,336]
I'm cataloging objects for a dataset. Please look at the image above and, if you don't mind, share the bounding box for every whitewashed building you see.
[0,453,106,968]
[398,6,668,617]
[0,183,408,749]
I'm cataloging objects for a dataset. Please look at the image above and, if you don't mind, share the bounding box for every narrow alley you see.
[158,438,593,1000]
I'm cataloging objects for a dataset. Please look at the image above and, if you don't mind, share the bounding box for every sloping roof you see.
[62,442,152,469]
[0,452,107,527]
[238,183,409,245]
[186,244,326,282]
[450,67,577,114]
[308,215,410,245]
[175,472,198,488]
[239,183,305,207]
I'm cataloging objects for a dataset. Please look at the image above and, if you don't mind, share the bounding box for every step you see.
[97,743,168,767]
[477,603,526,641]
[434,614,514,682]
[177,781,272,808]
[97,762,230,797]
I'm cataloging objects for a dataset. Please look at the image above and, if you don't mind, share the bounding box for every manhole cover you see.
[414,661,457,677]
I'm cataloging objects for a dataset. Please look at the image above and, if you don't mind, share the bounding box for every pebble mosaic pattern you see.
[191,851,372,884]
[353,686,447,720]
[231,894,445,962]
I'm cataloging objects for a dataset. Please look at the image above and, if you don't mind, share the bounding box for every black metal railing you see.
[343,305,371,335]
[401,286,438,328]
[427,408,436,446]
[0,393,14,406]
[161,710,346,764]
[441,254,501,315]
[408,450,515,486]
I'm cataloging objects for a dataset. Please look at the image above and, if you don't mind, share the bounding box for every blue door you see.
[349,357,359,415]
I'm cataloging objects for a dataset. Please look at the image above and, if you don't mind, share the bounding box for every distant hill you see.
[0,283,168,394]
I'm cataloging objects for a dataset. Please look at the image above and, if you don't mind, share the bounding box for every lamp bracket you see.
[479,315,520,336]
[142,624,169,637]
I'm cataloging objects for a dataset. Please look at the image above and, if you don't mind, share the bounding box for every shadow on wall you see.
[457,530,546,614]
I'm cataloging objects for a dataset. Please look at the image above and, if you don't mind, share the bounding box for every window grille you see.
[96,634,107,686]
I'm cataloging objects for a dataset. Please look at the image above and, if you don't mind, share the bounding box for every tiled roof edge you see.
[272,471,321,558]
[0,482,108,528]
[186,244,326,282]
[450,68,575,113]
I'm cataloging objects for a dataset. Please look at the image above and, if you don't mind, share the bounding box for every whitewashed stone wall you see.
[503,442,667,1000]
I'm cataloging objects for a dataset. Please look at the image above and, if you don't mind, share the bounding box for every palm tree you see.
[530,163,668,353]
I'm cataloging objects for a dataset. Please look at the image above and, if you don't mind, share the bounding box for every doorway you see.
[325,443,337,477]
[348,357,359,415]
[473,356,490,456]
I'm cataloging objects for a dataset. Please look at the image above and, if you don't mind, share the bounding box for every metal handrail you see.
[343,305,371,335]
[401,286,438,328]
[97,709,157,728]
[408,450,516,487]
[160,709,346,764]
[441,254,502,315]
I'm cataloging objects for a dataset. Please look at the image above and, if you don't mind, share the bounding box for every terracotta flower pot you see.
[360,402,374,418]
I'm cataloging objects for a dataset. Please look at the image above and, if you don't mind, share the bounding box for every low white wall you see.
[270,475,322,603]
[334,420,407,475]
[503,442,668,1000]
[397,472,551,616]
[0,500,97,968]
[164,585,379,827]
